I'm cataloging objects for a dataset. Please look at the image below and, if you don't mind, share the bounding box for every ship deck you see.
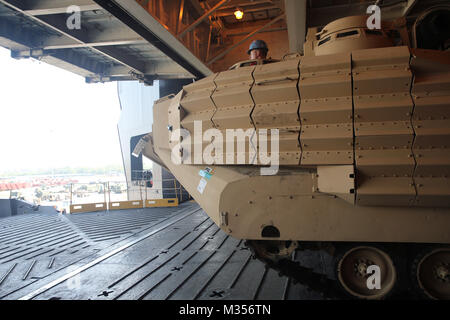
[0,201,334,300]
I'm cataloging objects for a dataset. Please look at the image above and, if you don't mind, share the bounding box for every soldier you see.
[248,39,268,60]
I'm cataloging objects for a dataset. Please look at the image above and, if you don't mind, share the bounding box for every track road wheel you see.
[336,246,397,300]
[414,248,450,300]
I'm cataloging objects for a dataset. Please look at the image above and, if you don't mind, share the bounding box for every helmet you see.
[248,40,268,54]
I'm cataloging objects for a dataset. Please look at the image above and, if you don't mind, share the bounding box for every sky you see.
[0,46,123,173]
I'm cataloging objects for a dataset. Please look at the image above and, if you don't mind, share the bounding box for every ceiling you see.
[0,0,211,85]
[0,0,445,84]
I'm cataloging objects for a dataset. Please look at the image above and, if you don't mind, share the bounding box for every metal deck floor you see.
[0,202,334,300]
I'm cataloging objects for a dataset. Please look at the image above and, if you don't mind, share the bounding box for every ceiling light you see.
[234,9,244,20]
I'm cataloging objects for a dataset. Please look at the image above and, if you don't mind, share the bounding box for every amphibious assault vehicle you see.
[144,14,450,299]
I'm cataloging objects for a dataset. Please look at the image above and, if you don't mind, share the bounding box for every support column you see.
[284,0,307,54]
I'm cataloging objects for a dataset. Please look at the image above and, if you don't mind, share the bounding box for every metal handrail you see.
[69,178,189,207]
[13,178,190,210]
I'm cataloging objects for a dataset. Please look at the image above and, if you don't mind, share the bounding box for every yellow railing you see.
[68,179,188,214]
[70,202,107,214]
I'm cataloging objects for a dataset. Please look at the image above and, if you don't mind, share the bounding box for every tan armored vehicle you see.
[146,15,450,299]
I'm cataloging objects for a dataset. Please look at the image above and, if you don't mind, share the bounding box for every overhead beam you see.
[0,0,207,82]
[219,0,273,10]
[108,61,192,78]
[93,45,145,72]
[11,48,106,77]
[38,18,145,50]
[86,75,152,84]
[187,0,224,30]
[0,0,146,75]
[42,36,146,50]
[87,61,194,83]
[178,0,228,38]
[93,0,212,78]
[0,17,35,51]
[206,25,212,61]
[39,49,104,77]
[224,26,287,37]
[0,35,28,52]
[21,0,101,15]
[207,13,285,65]
[40,56,97,78]
[176,0,185,34]
[216,2,281,17]
[0,13,104,76]
[38,14,146,73]
[215,5,280,17]
[200,0,225,31]
[402,0,418,16]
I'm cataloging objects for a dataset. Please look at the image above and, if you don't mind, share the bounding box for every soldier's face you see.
[250,49,266,60]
